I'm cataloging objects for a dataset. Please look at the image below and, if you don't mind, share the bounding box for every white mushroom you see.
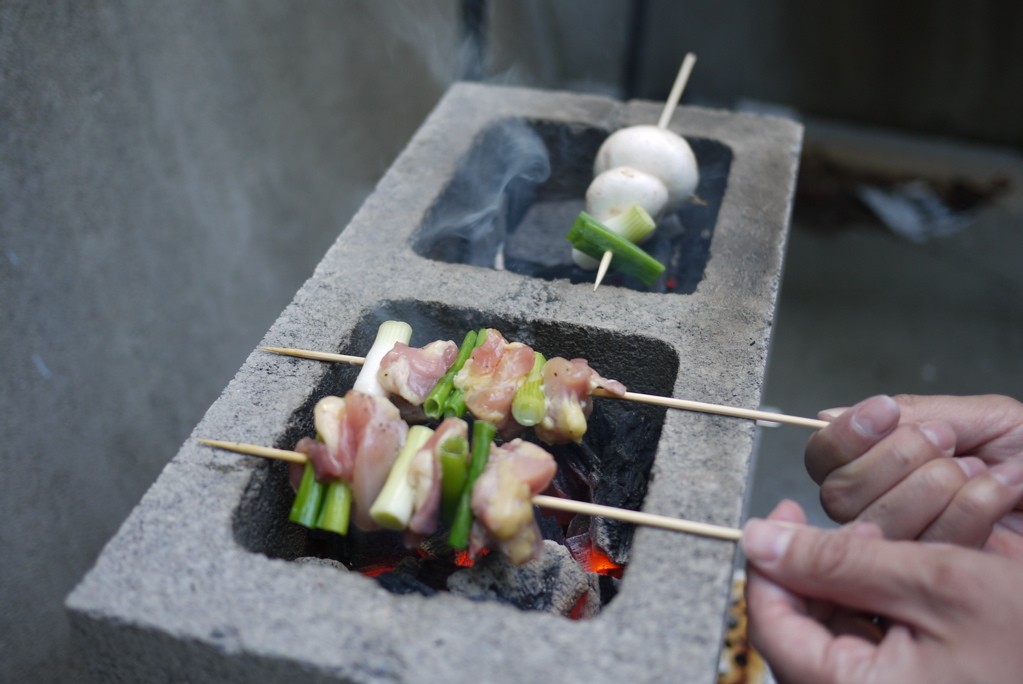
[585,166,669,226]
[572,166,669,269]
[593,124,699,211]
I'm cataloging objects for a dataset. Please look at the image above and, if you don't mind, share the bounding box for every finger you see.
[768,498,808,525]
[742,517,963,629]
[819,421,957,522]
[921,459,1023,548]
[854,456,974,540]
[746,563,872,684]
[806,395,901,485]
[894,394,1023,459]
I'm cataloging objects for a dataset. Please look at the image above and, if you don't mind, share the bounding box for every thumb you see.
[742,518,951,630]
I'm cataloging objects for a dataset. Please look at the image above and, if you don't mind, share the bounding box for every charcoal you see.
[376,563,438,597]
[446,540,588,616]
[535,509,565,545]
[416,558,468,591]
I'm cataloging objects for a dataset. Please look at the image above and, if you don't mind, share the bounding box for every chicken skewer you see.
[197,438,743,542]
[259,344,828,430]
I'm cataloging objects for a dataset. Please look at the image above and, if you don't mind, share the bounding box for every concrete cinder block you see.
[67,83,802,684]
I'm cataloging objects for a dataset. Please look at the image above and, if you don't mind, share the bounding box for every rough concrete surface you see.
[67,83,801,683]
[0,3,457,682]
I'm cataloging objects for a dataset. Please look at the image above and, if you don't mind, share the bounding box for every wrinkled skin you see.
[805,394,1023,561]
[745,499,1023,684]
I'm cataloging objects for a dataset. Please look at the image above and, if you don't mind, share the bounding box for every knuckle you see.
[819,479,858,521]
[918,458,966,496]
[887,425,935,471]
[951,476,1006,521]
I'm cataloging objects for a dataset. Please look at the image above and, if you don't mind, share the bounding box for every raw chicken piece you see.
[454,329,536,437]
[291,391,408,531]
[469,439,557,565]
[344,391,409,531]
[407,417,468,541]
[534,357,627,445]
[378,340,459,405]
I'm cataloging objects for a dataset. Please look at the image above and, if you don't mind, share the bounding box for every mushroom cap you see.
[585,166,669,224]
[594,125,699,211]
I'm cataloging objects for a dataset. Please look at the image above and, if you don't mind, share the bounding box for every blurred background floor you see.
[747,118,1023,528]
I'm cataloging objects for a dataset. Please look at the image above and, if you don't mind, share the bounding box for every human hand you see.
[744,500,1023,684]
[805,394,1023,559]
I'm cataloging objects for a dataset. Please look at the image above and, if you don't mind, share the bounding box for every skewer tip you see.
[593,250,614,291]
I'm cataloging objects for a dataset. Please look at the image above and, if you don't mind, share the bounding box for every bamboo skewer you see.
[592,52,697,291]
[258,346,828,430]
[196,439,743,542]
[657,52,698,130]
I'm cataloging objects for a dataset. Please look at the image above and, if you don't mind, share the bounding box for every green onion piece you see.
[511,352,547,427]
[369,425,435,530]
[316,481,353,535]
[443,388,466,419]
[439,434,470,527]
[605,205,656,244]
[353,320,413,397]
[424,330,477,419]
[289,461,326,528]
[566,212,665,286]
[448,420,497,550]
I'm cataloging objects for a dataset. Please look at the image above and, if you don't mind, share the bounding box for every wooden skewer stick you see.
[531,495,740,541]
[593,52,697,291]
[593,250,614,291]
[259,346,828,430]
[657,52,697,130]
[592,388,828,430]
[197,438,743,542]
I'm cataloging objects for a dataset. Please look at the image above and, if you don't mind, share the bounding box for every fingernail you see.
[818,407,848,421]
[850,395,899,438]
[920,421,955,453]
[742,519,795,564]
[991,460,1023,488]
[956,457,986,478]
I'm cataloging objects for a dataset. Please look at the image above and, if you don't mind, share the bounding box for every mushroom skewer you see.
[583,52,700,290]
[258,345,828,430]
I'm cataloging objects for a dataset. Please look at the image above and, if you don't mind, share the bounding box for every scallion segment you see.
[369,425,435,530]
[353,320,413,397]
[567,212,665,286]
[448,420,497,550]
[439,434,470,527]
[443,388,466,419]
[424,330,477,419]
[316,481,353,535]
[607,205,656,244]
[289,461,326,528]
[511,352,546,427]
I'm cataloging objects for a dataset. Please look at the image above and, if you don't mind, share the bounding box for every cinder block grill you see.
[67,83,802,683]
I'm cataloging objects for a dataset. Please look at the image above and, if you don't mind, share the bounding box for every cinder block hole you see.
[233,301,677,615]
[412,118,733,293]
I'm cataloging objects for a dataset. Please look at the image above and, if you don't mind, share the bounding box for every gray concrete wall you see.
[1,2,458,681]
[3,0,1020,681]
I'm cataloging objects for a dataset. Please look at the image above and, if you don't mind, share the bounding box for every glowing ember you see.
[565,533,623,577]
[360,562,401,578]
[453,550,476,567]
